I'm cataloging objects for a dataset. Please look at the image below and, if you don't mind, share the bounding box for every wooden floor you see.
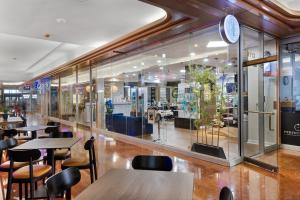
[1,115,300,199]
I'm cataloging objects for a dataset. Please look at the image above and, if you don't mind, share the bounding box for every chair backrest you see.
[132,155,173,171]
[45,126,59,134]
[46,167,81,199]
[219,187,234,200]
[50,131,73,138]
[3,129,18,138]
[9,149,41,163]
[0,140,7,164]
[47,121,61,127]
[84,137,96,163]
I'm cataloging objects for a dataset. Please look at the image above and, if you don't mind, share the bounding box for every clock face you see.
[219,15,240,44]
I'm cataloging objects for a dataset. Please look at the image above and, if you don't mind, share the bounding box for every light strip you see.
[2,82,24,86]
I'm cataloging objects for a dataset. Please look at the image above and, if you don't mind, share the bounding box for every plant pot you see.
[191,143,226,159]
[3,113,8,121]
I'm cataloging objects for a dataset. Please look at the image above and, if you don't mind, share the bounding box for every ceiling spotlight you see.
[141,62,145,66]
[132,73,136,76]
[190,52,196,57]
[180,69,186,73]
[160,67,164,70]
[227,62,233,66]
[206,41,228,48]
[203,58,209,62]
[56,18,67,23]
[133,66,137,69]
[194,44,198,47]
[162,53,166,58]
[157,60,162,64]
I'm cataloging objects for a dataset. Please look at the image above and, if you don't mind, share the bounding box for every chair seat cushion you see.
[0,161,28,169]
[54,149,70,159]
[13,165,52,179]
[62,157,89,167]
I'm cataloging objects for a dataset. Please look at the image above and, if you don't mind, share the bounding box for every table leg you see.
[31,131,37,139]
[46,149,55,174]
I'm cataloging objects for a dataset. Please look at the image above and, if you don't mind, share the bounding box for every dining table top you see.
[16,125,56,132]
[75,168,194,200]
[0,117,23,124]
[12,137,81,150]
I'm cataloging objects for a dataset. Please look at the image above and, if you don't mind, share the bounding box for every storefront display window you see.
[50,77,59,118]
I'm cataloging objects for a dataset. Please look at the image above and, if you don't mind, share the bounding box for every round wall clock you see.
[219,15,240,44]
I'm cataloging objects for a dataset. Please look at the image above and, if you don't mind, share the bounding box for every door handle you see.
[245,110,274,115]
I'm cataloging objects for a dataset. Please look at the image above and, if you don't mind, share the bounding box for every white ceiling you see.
[0,0,166,82]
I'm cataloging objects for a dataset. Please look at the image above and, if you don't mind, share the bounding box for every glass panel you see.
[50,77,59,118]
[60,68,76,122]
[264,34,277,57]
[77,67,91,127]
[242,27,262,61]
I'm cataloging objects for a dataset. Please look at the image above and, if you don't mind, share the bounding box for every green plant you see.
[189,66,221,145]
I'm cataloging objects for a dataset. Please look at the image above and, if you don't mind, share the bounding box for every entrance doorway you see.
[242,60,279,171]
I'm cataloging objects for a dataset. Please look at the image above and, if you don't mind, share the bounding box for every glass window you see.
[77,67,91,126]
[50,77,59,118]
[60,68,76,122]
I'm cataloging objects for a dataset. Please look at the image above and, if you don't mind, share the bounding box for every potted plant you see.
[3,106,9,121]
[189,65,226,159]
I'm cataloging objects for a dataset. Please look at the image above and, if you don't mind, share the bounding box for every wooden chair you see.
[46,167,81,200]
[6,149,52,200]
[0,139,28,173]
[62,137,97,183]
[219,186,234,200]
[38,126,59,139]
[132,155,173,171]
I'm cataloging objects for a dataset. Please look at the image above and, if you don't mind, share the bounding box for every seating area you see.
[105,113,153,136]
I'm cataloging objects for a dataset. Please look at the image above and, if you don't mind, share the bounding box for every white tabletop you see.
[75,169,193,200]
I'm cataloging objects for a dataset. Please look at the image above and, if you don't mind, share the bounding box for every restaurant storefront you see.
[26,19,281,168]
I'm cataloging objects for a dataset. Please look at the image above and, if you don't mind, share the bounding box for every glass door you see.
[242,61,278,171]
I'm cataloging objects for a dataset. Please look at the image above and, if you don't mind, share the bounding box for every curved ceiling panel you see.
[0,0,166,82]
[270,0,300,15]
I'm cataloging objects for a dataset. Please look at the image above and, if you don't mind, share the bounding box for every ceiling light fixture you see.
[206,41,228,48]
[157,60,162,64]
[133,66,137,69]
[132,73,136,76]
[3,82,24,86]
[203,58,209,62]
[190,52,196,57]
[180,69,186,73]
[160,67,164,70]
[162,53,166,58]
[194,44,198,48]
[141,62,145,66]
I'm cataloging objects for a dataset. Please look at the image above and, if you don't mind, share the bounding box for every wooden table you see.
[75,169,194,200]
[16,125,56,139]
[0,117,23,128]
[13,137,81,174]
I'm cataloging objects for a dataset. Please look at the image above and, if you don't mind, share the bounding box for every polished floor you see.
[1,115,300,199]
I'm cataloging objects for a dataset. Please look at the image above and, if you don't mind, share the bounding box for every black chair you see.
[46,167,81,200]
[132,155,173,171]
[47,121,61,127]
[6,149,52,200]
[0,139,28,173]
[62,137,97,183]
[3,129,18,138]
[39,126,59,139]
[219,187,234,200]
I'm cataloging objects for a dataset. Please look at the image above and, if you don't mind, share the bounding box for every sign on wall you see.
[281,112,300,146]
[219,15,240,44]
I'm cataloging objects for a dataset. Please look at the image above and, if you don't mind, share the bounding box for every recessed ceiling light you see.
[194,44,198,47]
[56,18,67,23]
[180,69,186,73]
[133,66,137,69]
[203,58,209,62]
[162,53,166,58]
[157,60,162,63]
[206,41,228,48]
[190,52,196,57]
[132,73,136,76]
[141,62,145,66]
[160,67,164,70]
[227,62,233,66]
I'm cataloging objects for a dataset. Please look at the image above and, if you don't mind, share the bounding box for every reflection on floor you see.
[1,115,300,199]
[142,120,240,161]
